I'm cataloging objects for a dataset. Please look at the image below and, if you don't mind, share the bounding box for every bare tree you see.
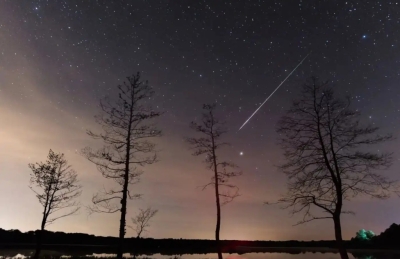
[186,104,241,252]
[81,72,162,259]
[29,149,82,259]
[271,77,397,259]
[130,207,158,238]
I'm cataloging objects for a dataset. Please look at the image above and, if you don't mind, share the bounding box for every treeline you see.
[351,223,400,249]
[2,224,400,252]
[0,228,340,254]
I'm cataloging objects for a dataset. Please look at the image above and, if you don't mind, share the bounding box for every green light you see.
[355,229,375,241]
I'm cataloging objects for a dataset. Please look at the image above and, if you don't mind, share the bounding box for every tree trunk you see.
[117,99,133,259]
[117,200,127,259]
[33,219,46,259]
[212,142,221,242]
[117,178,129,259]
[211,135,222,259]
[217,250,223,259]
[33,229,43,259]
[215,178,222,259]
[215,177,221,242]
[333,215,349,259]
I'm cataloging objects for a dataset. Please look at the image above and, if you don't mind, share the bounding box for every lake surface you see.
[1,250,399,259]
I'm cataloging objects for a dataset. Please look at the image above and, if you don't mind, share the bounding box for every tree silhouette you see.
[29,149,82,259]
[81,72,162,259]
[271,77,397,259]
[130,207,158,238]
[186,104,241,257]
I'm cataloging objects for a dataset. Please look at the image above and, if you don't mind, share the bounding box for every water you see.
[0,250,398,259]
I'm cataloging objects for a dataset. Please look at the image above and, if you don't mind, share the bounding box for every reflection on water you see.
[0,251,399,259]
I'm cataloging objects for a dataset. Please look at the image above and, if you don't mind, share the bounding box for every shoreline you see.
[237,246,400,253]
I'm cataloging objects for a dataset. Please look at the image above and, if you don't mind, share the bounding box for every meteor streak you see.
[238,52,311,131]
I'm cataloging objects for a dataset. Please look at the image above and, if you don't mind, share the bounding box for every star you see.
[239,151,244,156]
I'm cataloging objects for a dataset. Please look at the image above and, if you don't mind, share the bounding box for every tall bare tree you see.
[130,207,158,238]
[81,72,162,259]
[187,104,241,252]
[29,149,82,259]
[272,77,397,259]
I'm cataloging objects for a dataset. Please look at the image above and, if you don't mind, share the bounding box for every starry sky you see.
[1,0,400,241]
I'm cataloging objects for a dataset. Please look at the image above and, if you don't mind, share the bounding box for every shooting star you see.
[238,52,311,131]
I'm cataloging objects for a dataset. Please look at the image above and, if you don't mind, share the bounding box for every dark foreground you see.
[2,225,400,258]
[1,247,400,259]
[0,239,398,256]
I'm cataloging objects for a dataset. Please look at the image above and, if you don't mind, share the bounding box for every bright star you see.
[362,35,367,39]
[240,152,244,156]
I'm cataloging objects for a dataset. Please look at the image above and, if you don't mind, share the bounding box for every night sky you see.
[1,1,400,241]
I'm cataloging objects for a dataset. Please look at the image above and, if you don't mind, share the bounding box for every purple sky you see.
[1,1,399,241]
